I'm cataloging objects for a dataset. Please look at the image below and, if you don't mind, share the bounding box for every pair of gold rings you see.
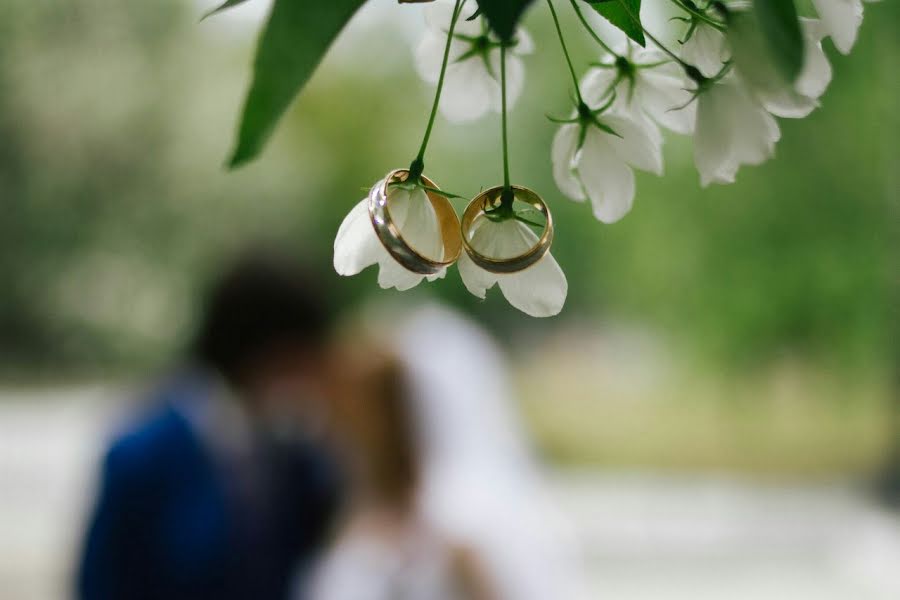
[368,169,554,275]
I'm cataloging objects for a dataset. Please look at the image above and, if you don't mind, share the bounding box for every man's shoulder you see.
[103,373,210,478]
[104,405,192,478]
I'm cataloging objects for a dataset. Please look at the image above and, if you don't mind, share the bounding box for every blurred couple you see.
[78,252,586,600]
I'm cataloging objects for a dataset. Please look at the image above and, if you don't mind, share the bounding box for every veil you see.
[395,305,589,600]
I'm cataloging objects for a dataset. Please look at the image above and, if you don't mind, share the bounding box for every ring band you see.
[368,169,462,276]
[461,185,554,274]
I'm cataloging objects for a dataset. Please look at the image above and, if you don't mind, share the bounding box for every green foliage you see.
[229,0,367,167]
[200,0,250,21]
[475,0,536,41]
[729,2,804,95]
[582,0,645,47]
[751,0,805,82]
[0,0,896,382]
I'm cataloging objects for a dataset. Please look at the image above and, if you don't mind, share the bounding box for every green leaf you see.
[752,0,804,82]
[228,0,367,168]
[201,0,250,22]
[583,0,645,47]
[475,0,536,42]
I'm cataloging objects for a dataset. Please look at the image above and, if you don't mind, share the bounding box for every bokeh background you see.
[1,0,897,598]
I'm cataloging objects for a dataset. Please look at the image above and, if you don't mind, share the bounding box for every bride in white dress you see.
[306,305,587,600]
[307,336,495,600]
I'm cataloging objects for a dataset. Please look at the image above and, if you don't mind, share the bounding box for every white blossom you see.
[414,0,533,122]
[680,20,729,78]
[552,108,663,224]
[581,43,696,135]
[458,218,567,317]
[693,73,781,187]
[334,180,446,290]
[795,20,835,100]
[811,0,864,55]
[756,19,833,119]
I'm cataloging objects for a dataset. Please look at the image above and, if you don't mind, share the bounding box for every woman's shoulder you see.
[306,510,462,600]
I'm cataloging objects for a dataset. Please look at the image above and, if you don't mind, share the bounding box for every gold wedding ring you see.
[368,169,462,276]
[461,186,554,274]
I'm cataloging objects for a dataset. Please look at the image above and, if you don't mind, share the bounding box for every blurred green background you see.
[0,0,896,475]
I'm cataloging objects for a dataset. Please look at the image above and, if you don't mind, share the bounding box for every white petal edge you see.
[334,197,381,276]
[551,124,586,201]
[812,0,863,54]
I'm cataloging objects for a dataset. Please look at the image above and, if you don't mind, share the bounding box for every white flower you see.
[680,20,730,78]
[552,108,663,224]
[334,180,446,290]
[414,0,533,122]
[756,19,833,119]
[811,0,863,55]
[581,44,696,135]
[795,19,835,100]
[458,218,567,317]
[693,73,781,186]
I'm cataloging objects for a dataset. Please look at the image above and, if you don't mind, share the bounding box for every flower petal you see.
[512,27,535,54]
[694,89,737,185]
[694,76,781,186]
[680,23,729,78]
[580,67,618,107]
[636,65,697,134]
[498,252,568,318]
[440,59,496,122]
[333,197,381,276]
[459,220,567,317]
[377,258,424,291]
[812,0,863,54]
[576,128,636,223]
[458,217,499,299]
[414,32,453,84]
[796,18,833,99]
[458,252,495,299]
[551,124,586,201]
[335,180,446,291]
[495,222,567,318]
[602,113,664,175]
[426,268,447,283]
[392,187,443,262]
[759,88,819,119]
[756,18,833,119]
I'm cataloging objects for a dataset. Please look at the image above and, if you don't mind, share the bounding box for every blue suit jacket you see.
[77,375,342,600]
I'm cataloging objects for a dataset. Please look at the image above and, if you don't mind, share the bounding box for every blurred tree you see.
[0,0,895,386]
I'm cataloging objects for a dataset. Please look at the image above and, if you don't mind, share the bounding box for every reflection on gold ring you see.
[461,186,554,274]
[368,169,462,276]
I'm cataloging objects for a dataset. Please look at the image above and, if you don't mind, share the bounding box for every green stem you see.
[412,0,465,177]
[500,43,511,194]
[547,0,585,106]
[567,0,618,56]
[515,215,545,229]
[421,184,468,200]
[668,0,727,31]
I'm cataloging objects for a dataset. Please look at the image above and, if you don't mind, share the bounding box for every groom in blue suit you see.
[77,254,344,600]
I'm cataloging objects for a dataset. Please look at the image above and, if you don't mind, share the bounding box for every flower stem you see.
[411,0,464,179]
[667,0,726,31]
[547,0,585,106]
[567,0,618,57]
[500,43,512,199]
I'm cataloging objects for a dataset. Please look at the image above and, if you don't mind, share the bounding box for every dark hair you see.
[191,251,330,383]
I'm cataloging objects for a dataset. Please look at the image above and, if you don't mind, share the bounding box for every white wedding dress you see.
[307,305,588,600]
[307,515,464,600]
